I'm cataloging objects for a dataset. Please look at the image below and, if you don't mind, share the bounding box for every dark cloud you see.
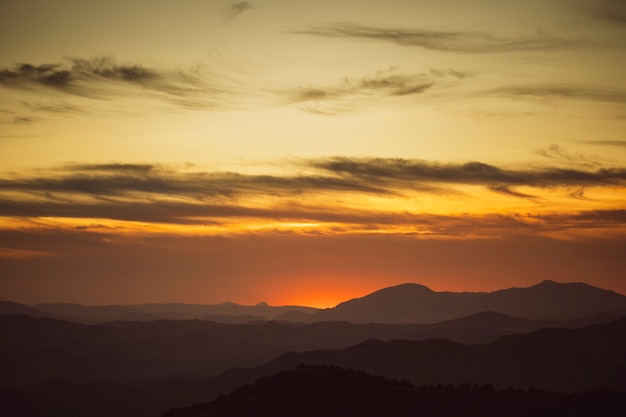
[307,157,626,189]
[0,59,154,89]
[581,140,626,148]
[290,68,436,114]
[535,144,601,169]
[491,85,626,103]
[1,193,624,239]
[0,162,388,201]
[583,0,626,25]
[23,99,85,114]
[293,22,584,53]
[227,2,254,19]
[12,116,35,125]
[487,185,538,200]
[1,159,625,226]
[0,57,229,108]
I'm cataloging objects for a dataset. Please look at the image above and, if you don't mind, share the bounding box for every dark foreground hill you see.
[314,280,626,323]
[163,365,626,417]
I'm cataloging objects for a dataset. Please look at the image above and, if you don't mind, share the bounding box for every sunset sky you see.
[1,0,626,308]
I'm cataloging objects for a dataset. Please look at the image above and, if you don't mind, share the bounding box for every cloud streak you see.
[2,158,625,203]
[581,140,626,149]
[491,85,626,104]
[307,157,626,189]
[289,67,447,114]
[582,0,626,25]
[0,56,232,109]
[1,158,625,230]
[293,22,584,53]
[227,2,254,19]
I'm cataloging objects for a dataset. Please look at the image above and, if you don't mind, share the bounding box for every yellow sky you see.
[1,0,626,306]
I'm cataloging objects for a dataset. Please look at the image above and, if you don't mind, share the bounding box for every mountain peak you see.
[314,280,626,324]
[376,283,434,294]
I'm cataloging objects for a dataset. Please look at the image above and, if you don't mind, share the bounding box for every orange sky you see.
[1,1,626,307]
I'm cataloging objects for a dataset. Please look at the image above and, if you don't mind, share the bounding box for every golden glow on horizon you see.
[1,1,626,305]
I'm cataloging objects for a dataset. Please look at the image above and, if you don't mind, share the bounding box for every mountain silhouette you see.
[0,301,59,319]
[2,314,625,416]
[26,302,317,324]
[244,316,626,393]
[313,280,626,323]
[5,280,624,325]
[1,310,581,387]
[163,364,626,417]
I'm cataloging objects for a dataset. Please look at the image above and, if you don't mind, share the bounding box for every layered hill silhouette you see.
[4,301,318,324]
[2,280,626,417]
[163,365,626,417]
[4,317,625,417]
[3,280,625,325]
[313,280,626,323]
[1,310,600,387]
[241,316,626,394]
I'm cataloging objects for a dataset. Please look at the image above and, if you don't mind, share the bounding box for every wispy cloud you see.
[0,56,233,109]
[293,22,584,53]
[581,140,626,148]
[1,158,625,228]
[22,99,85,115]
[535,144,602,169]
[491,84,626,103]
[582,0,626,25]
[289,66,445,114]
[2,158,624,202]
[307,157,626,189]
[227,1,254,19]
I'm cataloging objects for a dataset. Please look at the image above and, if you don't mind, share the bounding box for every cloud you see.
[227,2,254,19]
[0,162,389,201]
[289,67,437,114]
[306,157,626,189]
[2,159,625,203]
[0,56,232,109]
[581,140,626,148]
[12,116,35,125]
[293,22,584,53]
[582,0,626,25]
[535,144,602,169]
[22,99,85,114]
[1,158,625,228]
[491,84,626,103]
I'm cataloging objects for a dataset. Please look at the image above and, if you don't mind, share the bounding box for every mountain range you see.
[1,279,626,417]
[313,280,626,323]
[3,280,626,325]
[163,365,626,417]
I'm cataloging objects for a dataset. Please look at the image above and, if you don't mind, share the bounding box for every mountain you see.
[3,306,622,387]
[244,316,626,393]
[0,311,569,387]
[27,302,318,324]
[313,280,626,323]
[3,314,625,416]
[163,365,626,417]
[6,280,625,325]
[0,301,58,319]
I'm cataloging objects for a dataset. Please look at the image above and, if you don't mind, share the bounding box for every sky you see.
[1,0,626,308]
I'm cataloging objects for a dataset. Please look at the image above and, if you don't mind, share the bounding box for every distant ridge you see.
[16,301,319,324]
[313,280,626,323]
[2,280,625,325]
[233,316,626,393]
